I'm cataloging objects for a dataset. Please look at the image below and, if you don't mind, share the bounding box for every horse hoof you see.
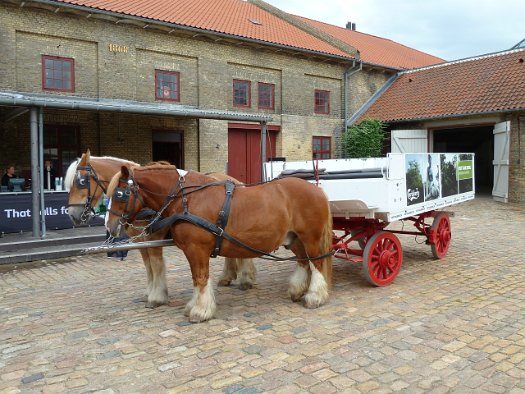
[238,282,253,291]
[304,292,326,309]
[217,279,232,287]
[145,301,164,309]
[289,294,302,303]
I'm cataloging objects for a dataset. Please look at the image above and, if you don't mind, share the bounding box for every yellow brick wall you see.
[0,2,392,175]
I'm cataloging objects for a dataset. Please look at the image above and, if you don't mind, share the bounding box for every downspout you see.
[29,107,40,237]
[344,59,362,128]
[260,121,267,182]
[38,107,46,238]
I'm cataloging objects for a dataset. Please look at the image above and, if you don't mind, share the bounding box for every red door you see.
[228,127,277,184]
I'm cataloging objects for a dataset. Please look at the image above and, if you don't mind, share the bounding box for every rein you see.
[111,172,334,262]
[68,163,109,223]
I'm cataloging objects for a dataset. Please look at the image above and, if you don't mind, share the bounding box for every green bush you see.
[343,119,386,158]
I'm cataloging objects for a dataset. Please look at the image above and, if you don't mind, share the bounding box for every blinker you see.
[113,187,130,202]
[76,175,89,188]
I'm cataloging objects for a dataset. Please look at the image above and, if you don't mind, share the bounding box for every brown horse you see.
[65,150,256,309]
[105,164,333,322]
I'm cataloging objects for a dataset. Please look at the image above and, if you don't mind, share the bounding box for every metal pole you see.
[38,107,46,238]
[30,107,40,237]
[260,121,267,182]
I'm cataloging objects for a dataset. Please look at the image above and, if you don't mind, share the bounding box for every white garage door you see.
[391,129,428,153]
[492,121,510,203]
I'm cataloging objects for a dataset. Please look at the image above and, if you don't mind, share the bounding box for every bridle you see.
[107,174,147,235]
[68,163,108,224]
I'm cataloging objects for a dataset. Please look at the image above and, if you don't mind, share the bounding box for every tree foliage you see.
[343,119,386,158]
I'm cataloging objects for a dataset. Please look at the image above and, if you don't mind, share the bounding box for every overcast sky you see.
[265,0,525,61]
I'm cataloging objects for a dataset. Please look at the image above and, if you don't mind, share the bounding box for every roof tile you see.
[296,16,444,69]
[359,49,525,122]
[55,0,350,58]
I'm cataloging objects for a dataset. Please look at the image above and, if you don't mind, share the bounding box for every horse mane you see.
[144,160,172,166]
[64,155,140,190]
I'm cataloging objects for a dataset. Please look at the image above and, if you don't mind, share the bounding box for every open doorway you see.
[152,130,183,168]
[433,125,493,194]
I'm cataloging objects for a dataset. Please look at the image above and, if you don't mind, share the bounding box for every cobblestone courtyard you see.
[1,197,525,393]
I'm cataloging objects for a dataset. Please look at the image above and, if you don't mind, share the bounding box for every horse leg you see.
[288,239,311,302]
[289,237,331,308]
[144,247,168,308]
[138,248,154,302]
[237,258,256,291]
[183,247,216,323]
[304,260,329,309]
[217,257,238,287]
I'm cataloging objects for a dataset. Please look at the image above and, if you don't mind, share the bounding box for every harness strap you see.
[212,180,235,257]
[150,210,333,262]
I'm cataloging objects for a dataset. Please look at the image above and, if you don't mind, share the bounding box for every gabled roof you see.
[296,16,444,70]
[357,48,525,123]
[51,0,350,59]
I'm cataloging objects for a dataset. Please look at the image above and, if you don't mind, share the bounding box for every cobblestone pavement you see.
[1,197,525,393]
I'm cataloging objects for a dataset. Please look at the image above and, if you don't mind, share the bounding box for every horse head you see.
[66,149,105,225]
[105,166,145,237]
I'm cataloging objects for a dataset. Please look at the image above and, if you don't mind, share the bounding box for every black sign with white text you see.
[0,192,104,233]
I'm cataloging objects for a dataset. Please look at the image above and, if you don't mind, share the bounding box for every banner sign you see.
[405,153,474,206]
[0,192,104,234]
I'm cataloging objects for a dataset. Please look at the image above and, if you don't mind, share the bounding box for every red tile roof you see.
[358,49,525,123]
[54,0,350,58]
[296,16,444,70]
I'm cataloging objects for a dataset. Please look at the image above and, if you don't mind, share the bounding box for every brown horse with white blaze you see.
[105,164,333,323]
[65,150,256,309]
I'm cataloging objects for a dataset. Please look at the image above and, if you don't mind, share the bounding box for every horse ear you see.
[79,152,87,166]
[121,166,130,178]
[85,149,91,162]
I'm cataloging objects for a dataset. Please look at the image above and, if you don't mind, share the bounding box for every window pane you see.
[156,71,179,100]
[322,139,330,151]
[233,80,249,106]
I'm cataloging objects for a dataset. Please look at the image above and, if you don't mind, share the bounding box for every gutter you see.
[0,91,273,122]
[383,108,525,124]
[24,0,354,63]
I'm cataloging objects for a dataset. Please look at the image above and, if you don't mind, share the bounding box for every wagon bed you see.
[265,153,475,286]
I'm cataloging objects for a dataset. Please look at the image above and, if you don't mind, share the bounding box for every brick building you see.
[353,48,525,203]
[0,0,442,186]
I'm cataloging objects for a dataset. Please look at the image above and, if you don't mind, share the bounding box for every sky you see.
[265,0,525,61]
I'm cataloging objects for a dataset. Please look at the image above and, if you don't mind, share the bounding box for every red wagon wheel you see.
[430,212,451,259]
[362,231,403,286]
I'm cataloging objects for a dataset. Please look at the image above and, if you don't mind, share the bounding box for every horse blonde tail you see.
[319,201,333,289]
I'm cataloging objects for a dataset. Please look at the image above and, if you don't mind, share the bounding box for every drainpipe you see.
[38,107,46,238]
[260,121,267,182]
[344,59,362,129]
[30,107,40,237]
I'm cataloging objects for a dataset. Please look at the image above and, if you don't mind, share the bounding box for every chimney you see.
[346,21,356,31]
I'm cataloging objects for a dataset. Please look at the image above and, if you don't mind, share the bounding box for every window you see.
[155,70,180,101]
[233,79,251,107]
[314,89,330,114]
[258,82,274,110]
[312,136,331,159]
[42,55,75,92]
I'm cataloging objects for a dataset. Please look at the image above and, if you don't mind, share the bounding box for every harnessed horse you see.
[65,150,256,309]
[105,164,333,323]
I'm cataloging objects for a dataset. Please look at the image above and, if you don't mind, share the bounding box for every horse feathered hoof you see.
[304,292,324,308]
[217,279,232,287]
[238,282,253,291]
[145,300,164,309]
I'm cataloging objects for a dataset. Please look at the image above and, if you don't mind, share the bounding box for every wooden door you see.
[228,128,277,184]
